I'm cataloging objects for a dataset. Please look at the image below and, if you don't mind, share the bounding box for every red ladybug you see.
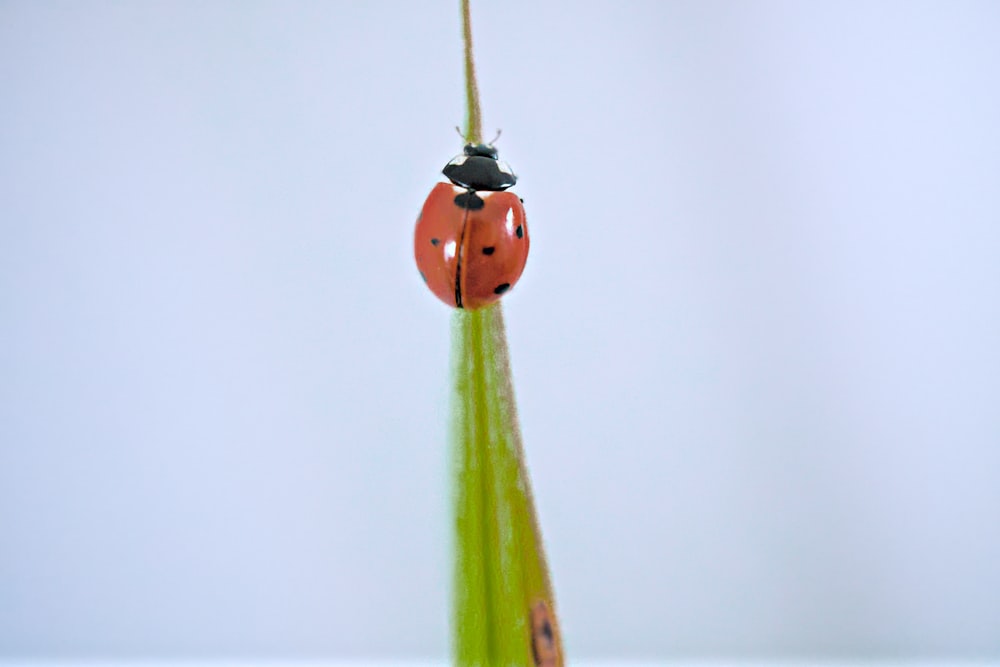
[414,142,529,309]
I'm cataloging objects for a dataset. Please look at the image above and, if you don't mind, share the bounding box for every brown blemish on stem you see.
[530,599,561,667]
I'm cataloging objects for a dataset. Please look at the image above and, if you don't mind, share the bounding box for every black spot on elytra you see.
[516,225,524,239]
[494,283,511,295]
[482,246,495,255]
[430,238,440,246]
[519,198,524,203]
[453,190,485,210]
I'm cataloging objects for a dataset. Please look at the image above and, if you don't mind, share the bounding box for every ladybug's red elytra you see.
[414,142,529,309]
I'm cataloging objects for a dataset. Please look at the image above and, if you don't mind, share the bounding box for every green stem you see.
[452,307,563,666]
[460,0,483,144]
[451,2,563,665]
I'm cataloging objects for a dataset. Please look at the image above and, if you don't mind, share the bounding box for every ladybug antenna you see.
[455,126,500,147]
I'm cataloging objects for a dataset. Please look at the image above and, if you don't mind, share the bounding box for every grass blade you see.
[449,2,562,664]
[451,305,563,666]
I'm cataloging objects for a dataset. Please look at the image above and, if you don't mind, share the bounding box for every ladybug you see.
[414,142,529,309]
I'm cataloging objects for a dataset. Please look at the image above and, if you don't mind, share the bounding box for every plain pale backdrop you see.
[2,0,1000,661]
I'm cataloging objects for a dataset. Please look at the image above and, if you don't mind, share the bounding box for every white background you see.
[2,0,999,661]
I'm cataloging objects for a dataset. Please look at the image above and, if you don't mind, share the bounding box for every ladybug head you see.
[444,143,516,192]
[463,143,499,159]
